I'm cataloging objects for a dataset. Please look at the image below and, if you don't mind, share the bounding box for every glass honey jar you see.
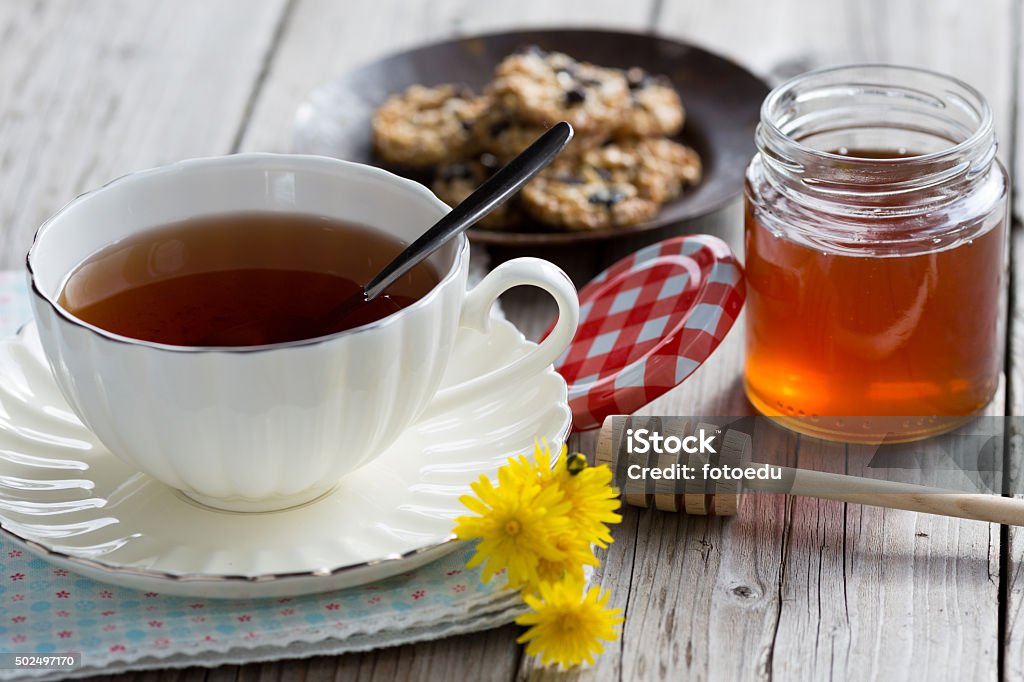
[743,65,1008,442]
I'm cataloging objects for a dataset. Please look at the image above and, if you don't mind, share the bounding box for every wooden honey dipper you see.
[595,416,1024,525]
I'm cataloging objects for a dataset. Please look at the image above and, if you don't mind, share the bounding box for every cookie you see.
[372,85,486,167]
[490,47,629,136]
[431,156,518,230]
[617,67,685,138]
[595,138,702,204]
[520,139,702,231]
[472,103,608,161]
[471,105,550,161]
[521,162,660,231]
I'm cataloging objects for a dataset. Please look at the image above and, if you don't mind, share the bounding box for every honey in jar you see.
[744,66,1008,441]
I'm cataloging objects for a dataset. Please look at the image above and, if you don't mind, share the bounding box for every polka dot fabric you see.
[0,542,521,679]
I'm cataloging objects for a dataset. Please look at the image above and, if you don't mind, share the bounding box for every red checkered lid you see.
[552,235,745,431]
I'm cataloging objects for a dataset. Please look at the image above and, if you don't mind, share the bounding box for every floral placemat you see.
[0,269,524,681]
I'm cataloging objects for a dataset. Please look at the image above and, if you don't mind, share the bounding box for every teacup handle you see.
[427,257,579,415]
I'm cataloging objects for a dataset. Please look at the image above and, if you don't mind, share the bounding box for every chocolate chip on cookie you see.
[490,48,629,136]
[617,67,686,138]
[372,85,487,167]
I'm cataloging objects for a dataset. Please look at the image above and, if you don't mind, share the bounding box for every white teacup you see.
[27,154,579,512]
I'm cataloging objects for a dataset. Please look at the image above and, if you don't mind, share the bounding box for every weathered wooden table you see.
[3,1,1023,679]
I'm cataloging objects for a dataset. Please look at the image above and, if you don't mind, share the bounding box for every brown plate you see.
[292,29,769,246]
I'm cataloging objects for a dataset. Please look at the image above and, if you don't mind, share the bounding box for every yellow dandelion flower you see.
[533,533,599,588]
[454,465,572,588]
[506,441,622,548]
[560,460,622,548]
[516,579,624,669]
[504,440,560,489]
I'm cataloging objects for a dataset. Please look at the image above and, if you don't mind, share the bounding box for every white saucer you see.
[0,321,570,598]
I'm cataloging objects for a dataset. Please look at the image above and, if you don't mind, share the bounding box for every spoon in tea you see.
[197,122,573,345]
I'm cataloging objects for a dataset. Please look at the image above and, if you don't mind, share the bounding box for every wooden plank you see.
[1016,0,1024,231]
[656,0,1020,218]
[1000,226,1024,677]
[531,356,1005,680]
[517,497,791,682]
[488,199,745,678]
[514,338,796,681]
[642,3,1013,680]
[992,9,1021,677]
[1009,0,1023,221]
[515,203,791,681]
[320,625,520,682]
[0,0,289,268]
[769,431,1002,680]
[237,0,657,153]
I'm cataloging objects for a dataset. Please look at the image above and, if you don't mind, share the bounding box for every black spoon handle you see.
[364,121,574,300]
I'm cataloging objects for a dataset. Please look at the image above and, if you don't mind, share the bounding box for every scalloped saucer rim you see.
[0,320,570,598]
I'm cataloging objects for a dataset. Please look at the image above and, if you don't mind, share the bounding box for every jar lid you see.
[552,235,745,431]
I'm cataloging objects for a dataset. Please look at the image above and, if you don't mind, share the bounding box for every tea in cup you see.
[27,154,579,511]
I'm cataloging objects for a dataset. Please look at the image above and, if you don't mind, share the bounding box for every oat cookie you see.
[431,156,518,229]
[471,104,550,161]
[490,47,629,136]
[520,138,702,230]
[372,84,486,167]
[521,162,660,231]
[596,138,702,204]
[617,67,685,138]
[473,102,607,161]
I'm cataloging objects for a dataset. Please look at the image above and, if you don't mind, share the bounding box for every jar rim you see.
[760,63,994,167]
